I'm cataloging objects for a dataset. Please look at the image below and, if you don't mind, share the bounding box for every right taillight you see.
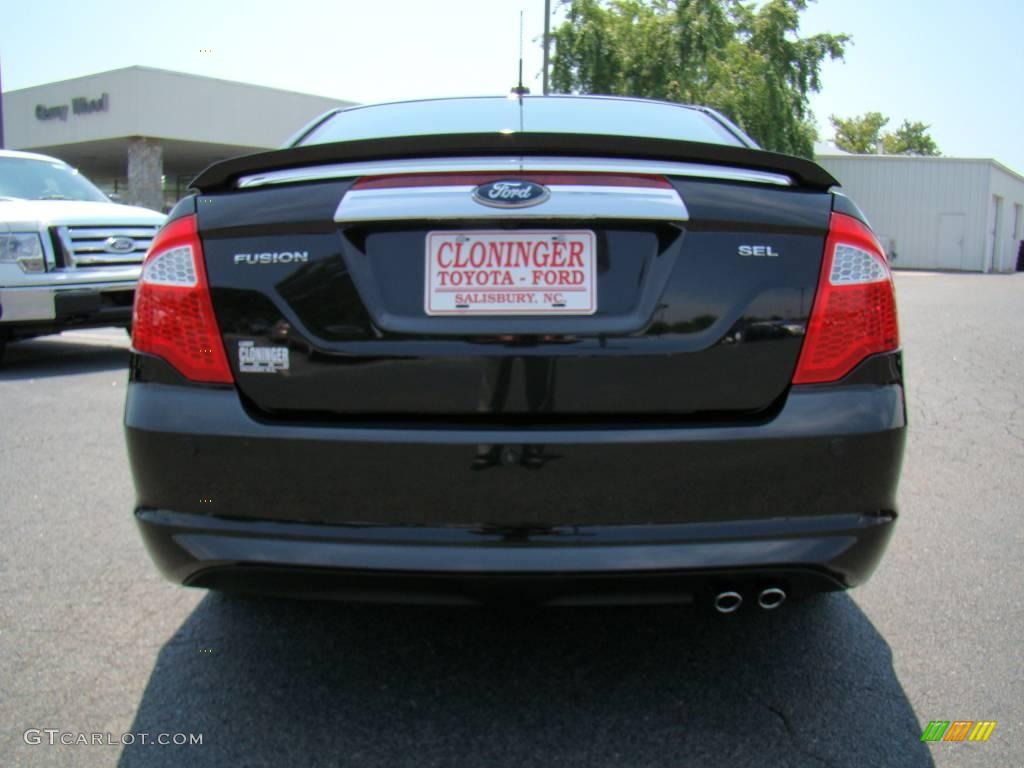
[792,212,899,385]
[131,214,233,384]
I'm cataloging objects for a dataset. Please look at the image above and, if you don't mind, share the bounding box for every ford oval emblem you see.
[472,180,550,208]
[105,236,136,253]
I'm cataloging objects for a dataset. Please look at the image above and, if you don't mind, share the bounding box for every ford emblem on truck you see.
[105,236,136,253]
[472,180,550,208]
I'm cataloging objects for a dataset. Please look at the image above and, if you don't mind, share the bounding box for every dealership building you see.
[1,66,355,211]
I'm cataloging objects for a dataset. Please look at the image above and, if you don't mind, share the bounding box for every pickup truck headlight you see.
[0,232,46,273]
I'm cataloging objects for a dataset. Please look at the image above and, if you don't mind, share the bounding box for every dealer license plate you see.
[425,230,597,316]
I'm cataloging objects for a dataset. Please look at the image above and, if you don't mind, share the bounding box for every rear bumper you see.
[137,508,894,605]
[125,372,906,602]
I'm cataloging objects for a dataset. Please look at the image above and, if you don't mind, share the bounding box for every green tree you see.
[829,112,889,154]
[829,113,941,156]
[549,0,849,157]
[882,120,940,156]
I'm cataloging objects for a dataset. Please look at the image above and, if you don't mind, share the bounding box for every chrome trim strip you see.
[334,184,689,223]
[65,227,160,239]
[240,155,792,189]
[55,226,76,269]
[71,243,152,255]
[73,254,147,266]
[41,226,58,272]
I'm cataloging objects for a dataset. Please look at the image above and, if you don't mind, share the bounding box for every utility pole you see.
[542,0,551,95]
[0,56,6,149]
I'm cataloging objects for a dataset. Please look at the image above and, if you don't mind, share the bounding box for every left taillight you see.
[131,214,233,384]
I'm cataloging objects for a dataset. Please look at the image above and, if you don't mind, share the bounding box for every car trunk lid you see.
[197,155,832,421]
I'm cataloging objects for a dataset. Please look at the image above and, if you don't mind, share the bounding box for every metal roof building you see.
[816,153,1024,273]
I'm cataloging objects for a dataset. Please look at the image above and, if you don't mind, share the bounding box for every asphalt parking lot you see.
[1,272,1021,767]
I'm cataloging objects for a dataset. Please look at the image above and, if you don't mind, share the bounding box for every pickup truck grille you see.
[53,225,160,268]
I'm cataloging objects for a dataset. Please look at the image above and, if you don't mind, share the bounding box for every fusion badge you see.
[234,251,309,265]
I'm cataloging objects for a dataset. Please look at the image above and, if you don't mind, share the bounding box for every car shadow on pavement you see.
[0,336,129,380]
[118,592,934,768]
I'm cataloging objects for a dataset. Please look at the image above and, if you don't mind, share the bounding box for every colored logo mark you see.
[921,721,997,742]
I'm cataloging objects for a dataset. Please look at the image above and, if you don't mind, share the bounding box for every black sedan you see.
[124,95,905,611]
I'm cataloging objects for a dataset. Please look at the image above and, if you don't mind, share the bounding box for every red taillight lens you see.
[132,214,233,384]
[792,212,900,385]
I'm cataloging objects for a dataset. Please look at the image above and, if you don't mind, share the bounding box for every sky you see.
[1,0,1022,172]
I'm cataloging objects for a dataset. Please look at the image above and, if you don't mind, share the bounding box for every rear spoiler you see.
[191,133,839,192]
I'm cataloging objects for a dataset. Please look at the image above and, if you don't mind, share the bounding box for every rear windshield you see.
[298,97,745,148]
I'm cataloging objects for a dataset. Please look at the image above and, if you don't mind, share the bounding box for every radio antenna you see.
[511,10,530,97]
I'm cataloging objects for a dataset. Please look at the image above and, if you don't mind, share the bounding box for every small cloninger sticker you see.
[238,340,290,373]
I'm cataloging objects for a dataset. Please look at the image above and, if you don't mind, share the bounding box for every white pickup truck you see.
[0,149,166,362]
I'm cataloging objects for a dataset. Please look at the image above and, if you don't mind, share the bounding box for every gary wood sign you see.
[35,93,110,122]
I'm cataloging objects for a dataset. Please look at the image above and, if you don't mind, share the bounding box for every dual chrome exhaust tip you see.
[713,587,787,614]
[757,587,787,610]
[713,591,744,614]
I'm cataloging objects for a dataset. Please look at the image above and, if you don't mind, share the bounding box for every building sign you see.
[35,93,109,122]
